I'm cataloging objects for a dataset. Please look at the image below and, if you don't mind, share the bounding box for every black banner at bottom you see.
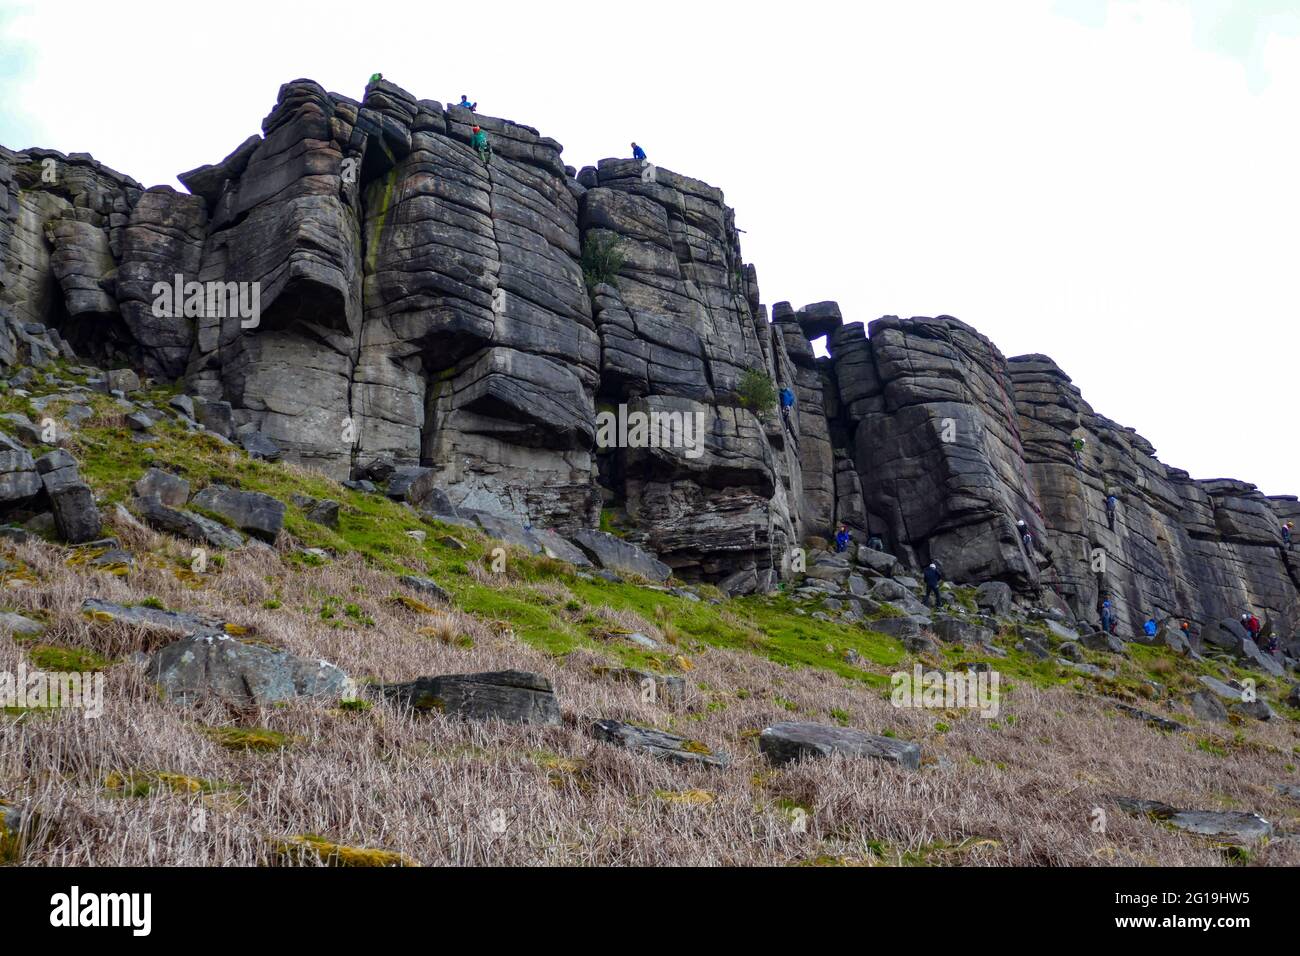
[0,865,1272,943]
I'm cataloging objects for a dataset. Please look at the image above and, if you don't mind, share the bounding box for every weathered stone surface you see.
[369,670,560,726]
[759,721,921,769]
[0,611,44,636]
[191,484,285,542]
[134,468,190,508]
[398,575,451,604]
[132,494,245,548]
[35,450,100,543]
[975,581,1013,615]
[591,719,729,768]
[1112,796,1273,845]
[1,83,1296,637]
[569,529,670,582]
[83,597,227,637]
[148,633,348,706]
[0,450,41,507]
[291,493,339,529]
[1187,690,1229,723]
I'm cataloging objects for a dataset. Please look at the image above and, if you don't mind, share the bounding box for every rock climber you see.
[632,142,647,162]
[368,73,383,86]
[1143,617,1158,638]
[779,386,795,426]
[471,126,492,165]
[458,94,477,111]
[834,524,851,554]
[923,561,945,608]
[1100,598,1113,635]
[1242,612,1261,643]
[1105,493,1118,532]
[1180,619,1192,642]
[1017,519,1033,552]
[1072,436,1086,470]
[1284,521,1294,548]
[866,531,884,552]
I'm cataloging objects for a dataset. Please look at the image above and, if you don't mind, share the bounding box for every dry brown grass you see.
[2,534,1299,867]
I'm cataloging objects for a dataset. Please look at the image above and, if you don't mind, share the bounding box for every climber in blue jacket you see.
[1105,493,1119,532]
[1143,618,1158,638]
[458,94,477,111]
[1100,598,1113,635]
[834,525,851,554]
[632,142,647,162]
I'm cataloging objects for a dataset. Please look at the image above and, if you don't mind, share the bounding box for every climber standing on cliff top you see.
[632,142,647,162]
[471,126,491,166]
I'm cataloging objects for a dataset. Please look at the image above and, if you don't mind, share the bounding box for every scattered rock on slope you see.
[759,721,921,769]
[368,670,561,726]
[592,719,730,768]
[148,633,349,706]
[190,484,285,543]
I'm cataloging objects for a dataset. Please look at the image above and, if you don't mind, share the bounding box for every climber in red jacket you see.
[1241,612,1261,643]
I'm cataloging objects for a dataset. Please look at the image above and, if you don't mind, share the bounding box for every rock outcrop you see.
[1,77,1295,648]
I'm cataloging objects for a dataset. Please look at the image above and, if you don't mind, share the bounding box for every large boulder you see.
[132,494,245,548]
[974,581,1013,616]
[369,670,561,726]
[0,450,41,507]
[134,468,190,508]
[759,721,921,769]
[147,633,349,706]
[191,485,285,543]
[35,450,101,543]
[568,529,670,582]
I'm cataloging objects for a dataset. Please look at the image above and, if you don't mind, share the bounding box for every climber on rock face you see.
[368,73,383,86]
[632,142,647,162]
[1105,493,1118,532]
[779,386,795,426]
[1242,612,1261,643]
[1143,617,1158,638]
[1072,436,1086,470]
[1017,519,1033,552]
[834,524,851,554]
[1100,598,1113,635]
[923,562,944,607]
[866,531,884,552]
[1284,521,1294,548]
[459,94,477,111]
[471,126,492,165]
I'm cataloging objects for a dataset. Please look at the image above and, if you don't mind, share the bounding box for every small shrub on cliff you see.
[582,234,625,290]
[735,368,777,414]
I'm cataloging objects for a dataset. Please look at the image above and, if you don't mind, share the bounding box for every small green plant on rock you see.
[735,368,777,414]
[581,233,625,290]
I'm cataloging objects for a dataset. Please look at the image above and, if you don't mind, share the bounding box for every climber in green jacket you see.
[369,73,383,87]
[471,126,492,166]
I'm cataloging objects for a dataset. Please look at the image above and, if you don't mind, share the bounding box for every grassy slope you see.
[1,372,1298,866]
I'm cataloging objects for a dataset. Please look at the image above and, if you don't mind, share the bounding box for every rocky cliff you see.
[2,77,1296,644]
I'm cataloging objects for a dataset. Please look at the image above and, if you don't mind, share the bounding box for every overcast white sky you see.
[2,0,1296,496]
